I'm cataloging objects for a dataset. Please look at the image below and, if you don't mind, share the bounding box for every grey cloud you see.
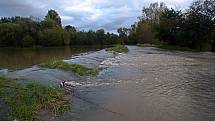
[0,0,44,17]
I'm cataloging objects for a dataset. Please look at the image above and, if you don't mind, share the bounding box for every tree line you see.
[118,0,215,52]
[0,0,214,52]
[0,10,119,47]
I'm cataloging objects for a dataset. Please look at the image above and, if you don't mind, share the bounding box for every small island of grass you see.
[106,45,129,53]
[0,77,70,121]
[39,60,98,76]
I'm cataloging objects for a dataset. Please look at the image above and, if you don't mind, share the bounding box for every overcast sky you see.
[0,0,192,32]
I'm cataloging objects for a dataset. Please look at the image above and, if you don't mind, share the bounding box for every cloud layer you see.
[0,0,192,32]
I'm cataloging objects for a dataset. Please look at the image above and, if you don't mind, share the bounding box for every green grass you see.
[39,60,98,76]
[106,45,129,53]
[137,43,157,47]
[0,77,70,121]
[157,45,198,52]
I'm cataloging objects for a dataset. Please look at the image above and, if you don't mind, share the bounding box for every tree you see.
[117,27,130,44]
[128,24,138,44]
[65,25,77,45]
[65,25,76,33]
[104,32,118,45]
[183,0,215,50]
[38,27,70,46]
[155,8,182,45]
[45,9,62,27]
[142,2,166,23]
[123,2,167,45]
[40,19,58,29]
[96,29,105,45]
[0,23,22,47]
[135,21,155,44]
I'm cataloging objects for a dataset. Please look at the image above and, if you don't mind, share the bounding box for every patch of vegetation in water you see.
[106,45,129,53]
[157,45,198,52]
[39,60,98,76]
[0,76,70,121]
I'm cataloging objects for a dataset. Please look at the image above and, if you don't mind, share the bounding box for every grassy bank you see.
[0,77,70,121]
[106,45,129,53]
[137,44,157,47]
[157,45,198,52]
[39,60,98,76]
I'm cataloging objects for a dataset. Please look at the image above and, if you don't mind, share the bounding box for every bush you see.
[21,35,35,47]
[106,45,129,53]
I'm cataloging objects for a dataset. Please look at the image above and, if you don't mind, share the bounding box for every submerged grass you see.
[39,60,98,76]
[0,77,70,121]
[106,45,129,53]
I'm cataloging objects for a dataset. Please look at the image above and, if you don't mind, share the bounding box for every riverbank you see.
[137,44,199,52]
[0,77,70,121]
[157,45,199,52]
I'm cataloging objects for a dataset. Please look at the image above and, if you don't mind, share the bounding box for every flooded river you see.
[0,46,103,69]
[1,46,215,121]
[71,46,215,121]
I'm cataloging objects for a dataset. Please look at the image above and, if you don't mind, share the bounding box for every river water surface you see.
[0,46,103,69]
[1,46,215,121]
[70,46,215,121]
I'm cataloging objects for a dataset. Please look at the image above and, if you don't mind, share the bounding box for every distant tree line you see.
[0,10,119,47]
[118,0,215,52]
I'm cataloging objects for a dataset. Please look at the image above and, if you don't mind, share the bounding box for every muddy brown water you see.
[1,46,215,121]
[70,46,215,121]
[0,46,103,69]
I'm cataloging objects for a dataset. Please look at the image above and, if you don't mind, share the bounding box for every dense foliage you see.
[0,10,119,47]
[119,0,215,52]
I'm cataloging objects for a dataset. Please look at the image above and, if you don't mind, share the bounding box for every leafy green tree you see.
[155,8,182,45]
[96,29,105,45]
[65,25,76,33]
[136,21,155,44]
[104,32,118,45]
[183,0,214,50]
[45,9,62,27]
[124,2,167,45]
[0,9,119,47]
[40,19,58,30]
[117,27,130,44]
[142,2,166,23]
[65,25,77,45]
[0,23,22,46]
[38,27,69,46]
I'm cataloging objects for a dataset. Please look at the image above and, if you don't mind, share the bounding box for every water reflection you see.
[0,46,103,69]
